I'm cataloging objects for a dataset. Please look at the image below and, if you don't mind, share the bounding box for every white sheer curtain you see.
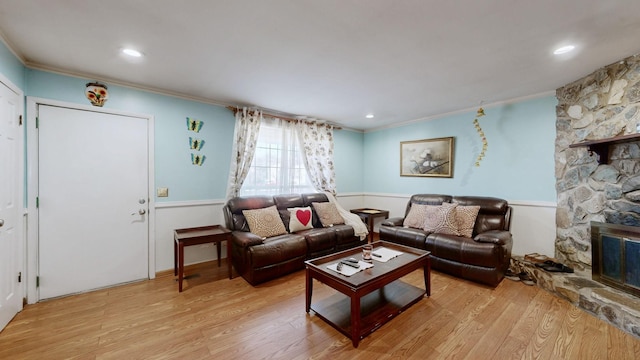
[239,117,316,196]
[225,108,262,199]
[296,121,337,195]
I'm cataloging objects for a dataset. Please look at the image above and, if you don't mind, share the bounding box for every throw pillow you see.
[423,203,460,235]
[403,204,431,229]
[242,205,287,239]
[455,205,481,238]
[288,206,314,233]
[312,202,345,227]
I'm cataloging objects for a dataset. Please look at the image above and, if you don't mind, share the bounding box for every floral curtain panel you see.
[225,108,262,199]
[296,121,337,195]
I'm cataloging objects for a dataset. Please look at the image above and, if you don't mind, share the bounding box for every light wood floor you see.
[1,260,639,360]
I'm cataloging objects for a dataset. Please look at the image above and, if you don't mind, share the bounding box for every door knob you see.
[138,209,146,215]
[0,219,4,227]
[139,198,146,204]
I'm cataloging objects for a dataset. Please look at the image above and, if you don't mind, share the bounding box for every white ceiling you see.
[1,1,640,131]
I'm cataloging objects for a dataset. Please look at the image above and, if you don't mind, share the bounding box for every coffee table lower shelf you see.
[310,280,425,345]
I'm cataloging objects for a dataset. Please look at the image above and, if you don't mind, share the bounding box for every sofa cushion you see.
[455,205,481,238]
[300,228,336,254]
[403,203,430,229]
[301,193,329,227]
[426,233,507,269]
[249,234,307,268]
[452,196,510,233]
[226,196,275,232]
[404,194,451,217]
[332,224,357,245]
[379,226,429,250]
[242,205,287,239]
[423,203,460,235]
[312,202,345,227]
[288,206,314,232]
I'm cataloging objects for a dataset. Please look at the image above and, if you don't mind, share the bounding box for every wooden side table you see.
[174,225,232,292]
[350,208,389,243]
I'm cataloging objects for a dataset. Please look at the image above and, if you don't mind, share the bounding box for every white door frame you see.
[26,97,156,304]
[0,72,24,325]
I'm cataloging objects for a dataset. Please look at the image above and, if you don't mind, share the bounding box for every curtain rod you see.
[226,106,342,130]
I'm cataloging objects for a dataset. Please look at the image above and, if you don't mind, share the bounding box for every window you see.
[239,119,316,196]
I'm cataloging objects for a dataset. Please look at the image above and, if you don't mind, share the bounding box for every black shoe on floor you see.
[518,272,536,285]
[505,269,520,281]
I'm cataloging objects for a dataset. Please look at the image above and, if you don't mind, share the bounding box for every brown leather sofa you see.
[223,193,361,285]
[379,194,512,287]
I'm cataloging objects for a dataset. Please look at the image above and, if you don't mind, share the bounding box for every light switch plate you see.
[157,187,169,197]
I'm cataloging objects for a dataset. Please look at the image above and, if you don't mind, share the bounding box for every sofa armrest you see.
[232,231,265,248]
[381,217,404,227]
[474,230,512,246]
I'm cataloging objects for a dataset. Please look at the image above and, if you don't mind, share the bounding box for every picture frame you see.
[400,137,454,177]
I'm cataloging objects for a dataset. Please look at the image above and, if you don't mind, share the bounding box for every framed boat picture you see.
[400,137,454,177]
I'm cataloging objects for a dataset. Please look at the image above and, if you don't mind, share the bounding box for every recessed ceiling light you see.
[122,48,143,57]
[554,45,575,55]
[366,114,374,119]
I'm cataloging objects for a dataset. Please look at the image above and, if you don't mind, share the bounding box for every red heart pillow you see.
[287,206,314,232]
[296,209,311,226]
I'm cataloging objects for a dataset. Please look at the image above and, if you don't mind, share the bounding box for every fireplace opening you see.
[591,221,640,298]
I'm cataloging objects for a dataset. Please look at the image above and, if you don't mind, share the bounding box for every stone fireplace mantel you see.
[570,132,640,164]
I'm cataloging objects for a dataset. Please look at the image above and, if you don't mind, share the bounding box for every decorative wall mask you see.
[85,82,109,107]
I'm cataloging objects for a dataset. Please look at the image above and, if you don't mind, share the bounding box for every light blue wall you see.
[334,129,364,193]
[363,96,558,202]
[0,40,25,89]
[25,69,236,202]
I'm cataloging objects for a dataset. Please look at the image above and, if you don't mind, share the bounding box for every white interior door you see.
[0,81,23,330]
[38,105,149,300]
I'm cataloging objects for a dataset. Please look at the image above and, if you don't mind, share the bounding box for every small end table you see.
[350,208,389,243]
[174,225,232,292]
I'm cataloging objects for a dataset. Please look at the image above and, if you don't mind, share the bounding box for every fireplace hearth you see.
[592,221,640,298]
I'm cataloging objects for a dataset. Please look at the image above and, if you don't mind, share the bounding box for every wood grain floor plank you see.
[464,302,523,359]
[520,294,567,360]
[550,303,583,359]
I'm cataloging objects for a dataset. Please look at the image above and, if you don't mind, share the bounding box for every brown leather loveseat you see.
[379,194,512,287]
[223,193,362,285]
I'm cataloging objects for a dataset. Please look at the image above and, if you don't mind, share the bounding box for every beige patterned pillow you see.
[312,202,345,227]
[423,203,460,235]
[242,205,287,239]
[403,204,430,229]
[455,205,481,238]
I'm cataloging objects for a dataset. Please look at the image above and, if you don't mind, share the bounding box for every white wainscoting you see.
[154,200,227,273]
[154,193,557,273]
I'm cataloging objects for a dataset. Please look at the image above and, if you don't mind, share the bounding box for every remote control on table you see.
[340,260,360,268]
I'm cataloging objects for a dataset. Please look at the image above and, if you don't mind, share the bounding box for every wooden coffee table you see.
[305,241,430,347]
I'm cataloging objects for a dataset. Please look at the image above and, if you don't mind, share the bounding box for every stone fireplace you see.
[544,53,640,338]
[555,54,640,270]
